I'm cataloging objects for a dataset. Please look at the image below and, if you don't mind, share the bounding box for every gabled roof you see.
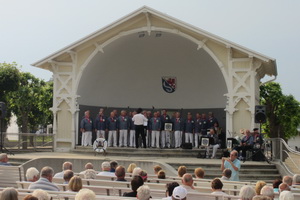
[32,6,277,77]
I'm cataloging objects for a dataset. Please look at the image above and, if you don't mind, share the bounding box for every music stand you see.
[197,136,214,158]
[164,123,173,148]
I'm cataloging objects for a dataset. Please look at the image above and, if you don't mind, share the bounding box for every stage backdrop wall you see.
[77,32,227,109]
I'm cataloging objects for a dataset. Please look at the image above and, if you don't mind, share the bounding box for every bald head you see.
[182,173,193,187]
[283,176,293,186]
[279,183,291,193]
[85,162,94,170]
[63,162,73,171]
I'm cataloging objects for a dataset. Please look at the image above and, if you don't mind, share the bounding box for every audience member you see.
[26,167,40,182]
[279,183,291,193]
[132,167,142,177]
[115,165,127,181]
[23,195,38,200]
[177,166,187,178]
[53,161,73,178]
[273,178,282,193]
[0,153,11,166]
[63,170,74,184]
[0,187,18,200]
[158,170,166,179]
[252,196,271,200]
[239,185,256,200]
[98,161,115,176]
[279,191,294,200]
[68,176,83,192]
[163,182,180,200]
[194,167,205,179]
[293,174,300,185]
[32,189,50,200]
[221,150,241,181]
[139,170,148,182]
[137,185,151,200]
[283,176,293,188]
[211,178,227,195]
[28,166,59,191]
[153,165,162,175]
[181,173,195,192]
[255,181,267,195]
[109,160,118,172]
[172,186,187,200]
[123,175,144,197]
[127,163,137,173]
[80,162,94,174]
[75,188,96,200]
[220,168,232,181]
[260,186,274,200]
[84,169,97,179]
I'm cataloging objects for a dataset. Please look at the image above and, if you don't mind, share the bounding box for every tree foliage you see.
[0,62,21,100]
[260,82,300,140]
[0,62,21,126]
[0,62,53,134]
[7,72,53,133]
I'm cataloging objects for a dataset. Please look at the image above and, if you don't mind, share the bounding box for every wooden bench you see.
[0,165,24,188]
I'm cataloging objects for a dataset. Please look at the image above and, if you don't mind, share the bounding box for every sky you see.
[1,0,300,101]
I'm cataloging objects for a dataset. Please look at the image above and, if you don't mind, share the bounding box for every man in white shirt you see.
[98,161,115,177]
[53,162,73,178]
[132,108,148,148]
[221,150,241,181]
[181,173,195,192]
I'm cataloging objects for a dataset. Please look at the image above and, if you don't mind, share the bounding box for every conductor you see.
[132,108,148,148]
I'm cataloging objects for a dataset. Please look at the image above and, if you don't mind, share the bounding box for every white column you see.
[52,111,58,150]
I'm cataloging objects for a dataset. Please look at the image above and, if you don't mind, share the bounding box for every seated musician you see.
[251,128,265,161]
[206,128,220,159]
[234,129,254,161]
[252,128,263,149]
[214,122,226,148]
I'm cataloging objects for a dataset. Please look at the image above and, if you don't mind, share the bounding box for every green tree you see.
[7,72,53,148]
[0,62,21,130]
[260,82,300,140]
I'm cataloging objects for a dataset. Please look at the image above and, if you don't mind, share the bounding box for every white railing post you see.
[280,139,283,162]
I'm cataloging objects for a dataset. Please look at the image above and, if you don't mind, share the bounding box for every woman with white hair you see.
[239,185,256,200]
[0,187,18,200]
[26,167,40,182]
[32,189,50,200]
[279,191,294,200]
[132,167,142,177]
[137,185,151,200]
[75,189,96,200]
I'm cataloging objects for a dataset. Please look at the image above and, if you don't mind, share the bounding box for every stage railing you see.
[1,132,54,152]
[266,137,300,174]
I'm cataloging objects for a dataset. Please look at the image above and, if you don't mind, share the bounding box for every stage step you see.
[73,146,225,158]
[168,162,281,182]
[73,146,281,182]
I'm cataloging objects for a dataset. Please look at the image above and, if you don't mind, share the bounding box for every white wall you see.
[77,32,227,109]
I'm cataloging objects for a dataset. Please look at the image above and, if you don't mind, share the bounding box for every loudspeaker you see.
[0,102,6,119]
[182,143,193,149]
[255,105,266,123]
